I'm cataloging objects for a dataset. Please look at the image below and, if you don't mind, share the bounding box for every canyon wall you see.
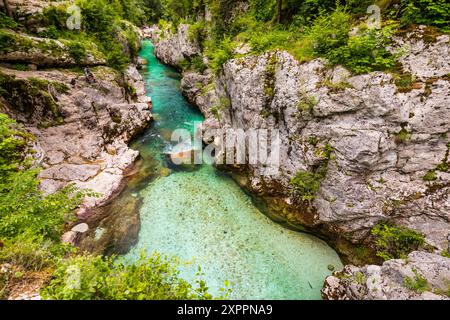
[148,24,450,299]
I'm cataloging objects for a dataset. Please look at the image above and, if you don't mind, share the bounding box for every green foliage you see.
[397,0,450,32]
[0,235,73,271]
[371,222,425,261]
[394,127,411,144]
[422,170,437,182]
[326,24,398,74]
[441,250,450,258]
[41,253,221,300]
[67,41,87,64]
[0,12,18,29]
[0,113,32,179]
[403,268,430,293]
[205,37,236,73]
[188,21,207,45]
[297,94,318,113]
[308,8,352,55]
[0,29,15,53]
[0,114,84,270]
[32,0,144,70]
[210,97,231,120]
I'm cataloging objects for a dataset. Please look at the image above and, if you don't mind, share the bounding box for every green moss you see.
[321,80,353,92]
[394,73,416,92]
[441,250,450,258]
[0,72,65,126]
[354,271,367,285]
[394,127,411,144]
[67,41,87,64]
[307,136,319,147]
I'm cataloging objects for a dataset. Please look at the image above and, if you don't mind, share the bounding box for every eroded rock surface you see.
[0,65,152,212]
[322,251,450,300]
[153,25,450,276]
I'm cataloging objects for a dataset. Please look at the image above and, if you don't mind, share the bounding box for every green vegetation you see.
[394,0,450,32]
[0,114,217,300]
[210,97,231,120]
[290,143,334,201]
[0,12,18,29]
[23,0,145,70]
[297,94,318,113]
[290,169,326,201]
[0,72,67,126]
[0,114,83,272]
[403,268,430,293]
[422,170,437,182]
[41,253,223,300]
[371,222,425,261]
[394,127,411,144]
[153,0,448,75]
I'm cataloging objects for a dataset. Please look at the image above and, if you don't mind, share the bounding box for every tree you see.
[1,0,12,18]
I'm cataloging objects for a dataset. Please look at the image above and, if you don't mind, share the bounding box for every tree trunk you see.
[3,0,13,17]
[276,0,282,23]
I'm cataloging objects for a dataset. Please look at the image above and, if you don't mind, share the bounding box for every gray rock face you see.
[1,65,152,212]
[154,26,450,254]
[322,251,450,300]
[0,30,106,67]
[153,24,201,67]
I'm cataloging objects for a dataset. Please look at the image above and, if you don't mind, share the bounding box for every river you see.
[121,40,342,299]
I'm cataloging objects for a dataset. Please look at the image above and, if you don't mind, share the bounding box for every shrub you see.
[0,12,18,29]
[0,114,85,270]
[398,0,450,32]
[68,41,87,64]
[371,222,425,260]
[0,235,72,271]
[326,25,398,74]
[308,8,352,55]
[0,30,15,53]
[41,253,220,300]
[290,168,326,201]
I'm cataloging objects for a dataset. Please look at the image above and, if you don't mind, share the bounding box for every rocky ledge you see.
[150,24,450,299]
[0,62,152,247]
[322,251,450,300]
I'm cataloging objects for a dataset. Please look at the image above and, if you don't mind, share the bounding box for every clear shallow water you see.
[123,41,342,299]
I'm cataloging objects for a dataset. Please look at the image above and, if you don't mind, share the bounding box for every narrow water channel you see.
[122,41,342,299]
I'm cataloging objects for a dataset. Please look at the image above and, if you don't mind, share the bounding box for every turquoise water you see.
[123,41,342,300]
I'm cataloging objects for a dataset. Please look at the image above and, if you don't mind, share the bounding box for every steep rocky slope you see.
[147,24,450,299]
[322,251,450,300]
[0,4,152,245]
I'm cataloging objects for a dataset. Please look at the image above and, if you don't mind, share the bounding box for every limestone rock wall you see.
[154,27,450,252]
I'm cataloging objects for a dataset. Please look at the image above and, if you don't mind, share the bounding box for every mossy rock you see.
[0,71,67,126]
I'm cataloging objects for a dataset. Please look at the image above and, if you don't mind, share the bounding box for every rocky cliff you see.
[149,24,450,299]
[0,3,152,246]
